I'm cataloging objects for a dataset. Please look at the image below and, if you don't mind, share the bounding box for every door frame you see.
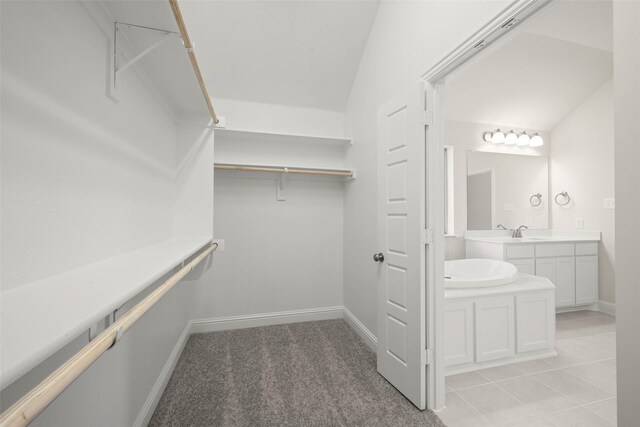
[419,0,552,410]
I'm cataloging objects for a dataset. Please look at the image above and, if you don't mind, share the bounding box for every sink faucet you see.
[497,224,507,230]
[513,225,528,238]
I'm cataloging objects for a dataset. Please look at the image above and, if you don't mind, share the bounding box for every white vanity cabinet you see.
[466,237,599,309]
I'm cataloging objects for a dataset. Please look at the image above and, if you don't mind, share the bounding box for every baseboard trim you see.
[342,306,377,352]
[598,300,616,316]
[133,321,191,427]
[556,304,598,314]
[190,306,344,334]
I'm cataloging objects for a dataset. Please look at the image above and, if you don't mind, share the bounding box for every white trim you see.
[445,349,557,376]
[421,0,549,82]
[190,306,344,334]
[444,145,455,236]
[342,306,377,352]
[133,321,191,427]
[555,304,599,314]
[598,300,616,316]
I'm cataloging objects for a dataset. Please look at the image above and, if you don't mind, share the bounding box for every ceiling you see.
[445,0,613,131]
[102,0,380,114]
[522,0,613,53]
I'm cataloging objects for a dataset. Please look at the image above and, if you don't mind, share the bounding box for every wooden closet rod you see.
[214,164,353,177]
[0,243,218,427]
[168,0,219,124]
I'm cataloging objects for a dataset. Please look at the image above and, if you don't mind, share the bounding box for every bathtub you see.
[445,258,519,288]
[444,259,556,375]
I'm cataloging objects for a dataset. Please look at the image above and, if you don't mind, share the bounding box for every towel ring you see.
[555,191,571,206]
[530,193,542,207]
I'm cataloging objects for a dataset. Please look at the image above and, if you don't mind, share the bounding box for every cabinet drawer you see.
[535,243,574,258]
[506,244,534,259]
[510,258,535,275]
[576,242,598,256]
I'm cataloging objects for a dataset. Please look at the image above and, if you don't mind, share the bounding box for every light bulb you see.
[517,132,530,146]
[530,133,544,147]
[491,129,505,144]
[505,131,517,145]
[483,132,493,143]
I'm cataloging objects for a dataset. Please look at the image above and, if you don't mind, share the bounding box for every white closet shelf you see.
[214,128,352,147]
[214,162,356,178]
[0,237,212,390]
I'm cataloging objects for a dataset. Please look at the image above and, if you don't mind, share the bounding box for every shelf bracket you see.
[88,310,118,342]
[110,22,181,100]
[277,168,288,201]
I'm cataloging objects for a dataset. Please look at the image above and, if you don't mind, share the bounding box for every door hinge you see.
[421,229,433,245]
[421,349,433,365]
[423,110,434,126]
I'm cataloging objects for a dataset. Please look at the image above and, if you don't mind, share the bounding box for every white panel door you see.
[556,256,576,307]
[576,255,598,305]
[376,89,426,409]
[444,301,474,367]
[475,296,515,362]
[516,292,555,353]
[536,257,575,307]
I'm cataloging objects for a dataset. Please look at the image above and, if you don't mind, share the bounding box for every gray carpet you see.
[149,319,446,427]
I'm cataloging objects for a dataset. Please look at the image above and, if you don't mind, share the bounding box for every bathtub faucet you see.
[512,225,528,238]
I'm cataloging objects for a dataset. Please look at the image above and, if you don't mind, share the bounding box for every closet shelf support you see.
[110,22,181,99]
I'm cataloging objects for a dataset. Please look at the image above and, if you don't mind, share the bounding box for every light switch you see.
[504,203,514,211]
[575,218,584,229]
[603,198,615,210]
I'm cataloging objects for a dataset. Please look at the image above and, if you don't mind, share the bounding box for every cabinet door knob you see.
[373,253,384,263]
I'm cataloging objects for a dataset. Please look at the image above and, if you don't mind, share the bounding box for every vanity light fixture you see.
[530,133,544,147]
[491,129,505,144]
[517,132,531,146]
[505,130,518,145]
[483,129,542,148]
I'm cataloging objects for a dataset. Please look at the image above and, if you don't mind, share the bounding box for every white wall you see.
[342,0,512,336]
[613,1,640,425]
[214,98,345,138]
[550,80,615,303]
[172,123,215,239]
[190,99,346,321]
[0,1,177,291]
[0,2,206,425]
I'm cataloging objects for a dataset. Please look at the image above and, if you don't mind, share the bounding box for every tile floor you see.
[438,310,617,427]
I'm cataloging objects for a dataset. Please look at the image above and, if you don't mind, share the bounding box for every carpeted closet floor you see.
[149,319,445,427]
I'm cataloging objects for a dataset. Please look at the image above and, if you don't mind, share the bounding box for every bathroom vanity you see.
[465,231,601,309]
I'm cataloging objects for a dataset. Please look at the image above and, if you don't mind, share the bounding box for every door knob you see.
[373,253,384,262]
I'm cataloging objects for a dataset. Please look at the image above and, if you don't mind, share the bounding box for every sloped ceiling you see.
[445,0,613,131]
[102,0,380,114]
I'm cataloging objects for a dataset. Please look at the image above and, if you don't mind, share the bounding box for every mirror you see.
[467,151,548,230]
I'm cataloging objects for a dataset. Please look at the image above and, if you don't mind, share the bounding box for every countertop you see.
[464,230,601,244]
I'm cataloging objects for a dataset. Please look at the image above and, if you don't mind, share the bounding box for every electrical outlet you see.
[603,198,615,210]
[212,239,225,251]
[575,218,584,229]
